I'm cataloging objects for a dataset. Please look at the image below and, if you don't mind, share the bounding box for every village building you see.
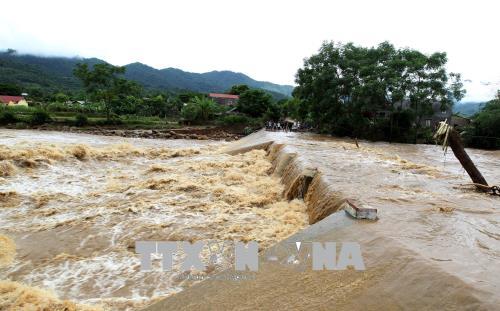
[387,99,452,128]
[0,95,28,106]
[451,114,471,130]
[422,101,453,128]
[208,93,239,106]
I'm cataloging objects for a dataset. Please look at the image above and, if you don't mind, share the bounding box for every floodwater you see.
[239,130,500,299]
[1,128,499,310]
[0,129,307,310]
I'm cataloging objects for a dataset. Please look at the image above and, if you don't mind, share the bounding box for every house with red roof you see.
[0,95,28,106]
[208,93,239,106]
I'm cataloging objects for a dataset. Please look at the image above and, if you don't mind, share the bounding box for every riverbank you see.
[0,124,244,141]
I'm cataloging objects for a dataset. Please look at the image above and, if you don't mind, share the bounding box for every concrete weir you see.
[144,130,500,310]
[229,132,374,224]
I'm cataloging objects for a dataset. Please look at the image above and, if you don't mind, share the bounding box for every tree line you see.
[292,41,466,143]
[1,41,498,149]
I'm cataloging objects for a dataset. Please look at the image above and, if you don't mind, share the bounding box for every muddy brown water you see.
[0,129,307,310]
[228,130,500,299]
[1,129,499,310]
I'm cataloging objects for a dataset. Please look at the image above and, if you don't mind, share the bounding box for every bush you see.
[217,115,250,126]
[74,114,89,126]
[181,103,201,123]
[94,116,123,126]
[15,122,28,129]
[4,105,36,113]
[462,97,500,149]
[30,110,51,125]
[47,102,70,112]
[0,110,18,125]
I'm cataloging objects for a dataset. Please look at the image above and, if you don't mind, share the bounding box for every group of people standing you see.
[265,120,301,132]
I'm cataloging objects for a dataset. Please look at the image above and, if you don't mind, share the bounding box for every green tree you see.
[464,91,500,149]
[264,102,282,121]
[192,96,218,121]
[228,84,250,95]
[114,95,142,115]
[30,110,51,125]
[166,97,183,117]
[141,95,166,116]
[294,41,465,140]
[26,87,48,101]
[178,91,204,103]
[0,110,18,125]
[398,49,465,142]
[54,92,69,103]
[73,63,141,120]
[280,97,302,120]
[237,89,273,118]
[181,102,200,123]
[0,83,22,96]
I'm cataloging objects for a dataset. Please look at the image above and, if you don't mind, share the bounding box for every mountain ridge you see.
[0,51,294,98]
[453,101,485,116]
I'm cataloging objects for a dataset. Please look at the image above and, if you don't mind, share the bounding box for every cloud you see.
[1,0,499,101]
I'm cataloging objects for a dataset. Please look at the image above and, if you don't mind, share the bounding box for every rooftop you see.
[0,95,25,103]
[208,93,239,99]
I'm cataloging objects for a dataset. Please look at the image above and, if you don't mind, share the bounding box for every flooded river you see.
[0,129,307,310]
[234,130,500,301]
[1,129,499,310]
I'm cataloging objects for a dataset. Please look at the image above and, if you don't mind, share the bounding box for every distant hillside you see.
[453,102,485,116]
[0,51,293,98]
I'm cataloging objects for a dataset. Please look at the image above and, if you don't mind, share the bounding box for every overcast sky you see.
[1,0,499,101]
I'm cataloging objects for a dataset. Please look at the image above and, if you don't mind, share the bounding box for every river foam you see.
[0,130,307,310]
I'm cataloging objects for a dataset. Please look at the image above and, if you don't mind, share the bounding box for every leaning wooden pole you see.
[447,129,489,186]
[434,121,490,190]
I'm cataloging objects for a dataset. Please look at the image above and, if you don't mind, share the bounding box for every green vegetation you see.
[0,50,292,99]
[74,114,88,127]
[463,91,500,149]
[180,97,225,124]
[0,110,17,125]
[0,83,22,96]
[1,45,497,150]
[237,89,273,118]
[74,63,142,120]
[217,115,250,126]
[293,41,465,143]
[30,110,51,125]
[228,84,250,95]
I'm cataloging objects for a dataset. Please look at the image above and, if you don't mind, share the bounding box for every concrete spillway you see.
[144,130,500,310]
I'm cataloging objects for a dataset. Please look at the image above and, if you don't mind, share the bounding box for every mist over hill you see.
[453,102,485,116]
[0,50,293,98]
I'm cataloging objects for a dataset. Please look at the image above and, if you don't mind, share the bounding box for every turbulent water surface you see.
[1,129,499,310]
[242,130,500,298]
[0,129,307,310]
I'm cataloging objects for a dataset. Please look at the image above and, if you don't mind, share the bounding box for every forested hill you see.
[453,102,485,116]
[0,51,293,98]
